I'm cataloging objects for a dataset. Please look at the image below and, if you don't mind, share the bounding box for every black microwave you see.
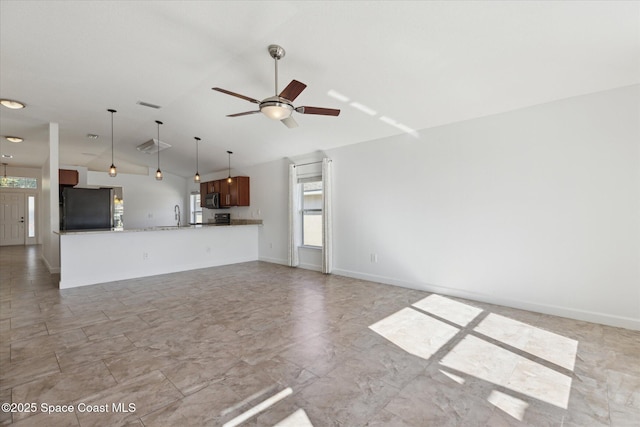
[204,192,220,209]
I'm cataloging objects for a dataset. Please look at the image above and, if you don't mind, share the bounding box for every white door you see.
[0,192,25,246]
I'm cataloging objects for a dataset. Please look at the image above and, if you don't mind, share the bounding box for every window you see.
[0,176,37,189]
[301,180,322,247]
[190,193,202,224]
[27,195,35,238]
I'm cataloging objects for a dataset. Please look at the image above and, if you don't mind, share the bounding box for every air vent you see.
[136,138,171,154]
[136,100,162,109]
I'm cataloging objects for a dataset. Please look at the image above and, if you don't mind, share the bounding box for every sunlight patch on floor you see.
[439,369,465,385]
[412,294,483,327]
[369,294,579,418]
[222,387,293,427]
[274,408,314,427]
[488,390,529,421]
[474,313,578,370]
[368,307,459,360]
[440,335,572,409]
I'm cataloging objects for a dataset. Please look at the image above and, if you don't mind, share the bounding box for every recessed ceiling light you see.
[87,134,99,140]
[0,99,26,109]
[2,154,13,159]
[5,136,23,143]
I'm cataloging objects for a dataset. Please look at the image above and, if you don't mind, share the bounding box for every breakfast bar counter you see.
[56,223,261,289]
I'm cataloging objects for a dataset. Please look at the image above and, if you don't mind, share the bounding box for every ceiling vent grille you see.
[136,138,171,154]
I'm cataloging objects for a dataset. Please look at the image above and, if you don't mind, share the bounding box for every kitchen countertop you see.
[56,219,262,235]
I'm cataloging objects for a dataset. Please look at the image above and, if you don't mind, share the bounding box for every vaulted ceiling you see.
[1,1,638,177]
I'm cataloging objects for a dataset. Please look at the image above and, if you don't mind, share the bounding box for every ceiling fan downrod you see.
[268,44,285,96]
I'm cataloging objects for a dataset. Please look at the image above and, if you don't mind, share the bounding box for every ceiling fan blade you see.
[295,106,341,116]
[227,110,261,117]
[279,80,307,102]
[281,116,298,128]
[212,87,260,104]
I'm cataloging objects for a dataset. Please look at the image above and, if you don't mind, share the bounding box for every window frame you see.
[0,176,38,189]
[300,178,323,249]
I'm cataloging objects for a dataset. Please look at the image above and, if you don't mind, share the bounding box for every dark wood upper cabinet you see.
[199,182,208,208]
[232,176,250,207]
[200,176,250,208]
[59,169,78,186]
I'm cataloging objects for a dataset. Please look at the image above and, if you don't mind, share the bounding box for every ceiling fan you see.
[212,44,340,128]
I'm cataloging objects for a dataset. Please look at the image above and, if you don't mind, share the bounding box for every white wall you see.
[242,158,290,265]
[249,85,640,330]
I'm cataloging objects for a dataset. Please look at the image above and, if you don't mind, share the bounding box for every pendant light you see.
[107,109,117,177]
[226,150,233,184]
[155,120,163,180]
[194,137,201,183]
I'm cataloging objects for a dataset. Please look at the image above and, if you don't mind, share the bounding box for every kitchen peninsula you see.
[57,222,261,289]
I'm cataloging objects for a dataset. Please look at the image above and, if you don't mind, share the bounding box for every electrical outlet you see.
[142,252,149,260]
[371,253,378,263]
[269,242,273,249]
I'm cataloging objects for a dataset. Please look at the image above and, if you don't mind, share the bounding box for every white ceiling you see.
[1,1,638,178]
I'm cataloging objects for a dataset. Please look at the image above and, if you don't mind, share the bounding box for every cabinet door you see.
[228,179,237,207]
[219,179,231,206]
[59,169,79,186]
[235,176,250,206]
[199,182,208,207]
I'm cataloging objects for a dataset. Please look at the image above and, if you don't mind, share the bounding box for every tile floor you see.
[1,245,639,426]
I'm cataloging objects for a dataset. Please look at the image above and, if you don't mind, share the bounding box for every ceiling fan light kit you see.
[261,98,293,120]
[212,44,340,128]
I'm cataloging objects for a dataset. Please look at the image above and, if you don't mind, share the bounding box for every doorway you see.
[0,192,37,246]
[1,192,25,245]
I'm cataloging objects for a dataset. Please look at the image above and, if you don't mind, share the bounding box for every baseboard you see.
[258,256,289,266]
[258,256,323,272]
[298,262,322,272]
[41,255,60,274]
[332,268,640,331]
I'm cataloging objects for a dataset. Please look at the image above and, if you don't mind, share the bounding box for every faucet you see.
[174,204,181,226]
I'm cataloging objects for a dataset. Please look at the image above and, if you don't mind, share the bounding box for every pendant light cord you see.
[156,121,162,170]
[110,111,114,164]
[155,120,163,180]
[107,109,117,176]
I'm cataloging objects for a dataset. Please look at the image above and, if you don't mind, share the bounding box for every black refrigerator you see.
[61,187,113,230]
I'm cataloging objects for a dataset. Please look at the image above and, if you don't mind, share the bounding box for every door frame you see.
[0,189,39,246]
